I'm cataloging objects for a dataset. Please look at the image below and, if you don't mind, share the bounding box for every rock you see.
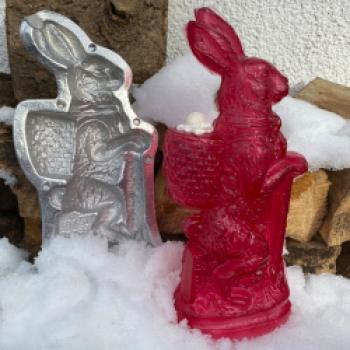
[285,235,341,274]
[7,0,168,101]
[286,170,330,242]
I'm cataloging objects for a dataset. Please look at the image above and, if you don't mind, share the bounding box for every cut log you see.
[286,170,330,242]
[320,170,350,246]
[0,123,17,164]
[20,218,42,258]
[285,235,341,274]
[11,170,41,219]
[296,77,350,119]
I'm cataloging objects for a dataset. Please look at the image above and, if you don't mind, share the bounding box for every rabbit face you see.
[186,8,289,113]
[68,57,124,104]
[241,58,288,105]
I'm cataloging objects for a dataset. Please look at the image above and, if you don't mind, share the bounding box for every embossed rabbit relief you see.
[14,11,161,246]
[164,8,308,339]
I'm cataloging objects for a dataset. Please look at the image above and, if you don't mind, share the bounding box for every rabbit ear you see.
[186,21,234,75]
[30,21,86,69]
[194,7,245,58]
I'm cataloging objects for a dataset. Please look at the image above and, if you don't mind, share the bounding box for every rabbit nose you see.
[23,14,44,29]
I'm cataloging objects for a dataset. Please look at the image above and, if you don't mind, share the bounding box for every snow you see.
[0,238,27,276]
[133,53,220,128]
[275,98,350,171]
[133,53,350,171]
[0,235,349,350]
[0,106,15,125]
[0,168,17,187]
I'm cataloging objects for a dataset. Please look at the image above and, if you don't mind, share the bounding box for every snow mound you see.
[275,97,350,170]
[0,106,15,125]
[1,236,350,349]
[134,53,350,171]
[0,238,28,277]
[133,53,220,128]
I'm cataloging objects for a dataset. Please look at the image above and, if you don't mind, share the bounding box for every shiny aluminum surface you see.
[14,10,161,246]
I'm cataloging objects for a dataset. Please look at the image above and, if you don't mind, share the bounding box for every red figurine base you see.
[164,7,308,340]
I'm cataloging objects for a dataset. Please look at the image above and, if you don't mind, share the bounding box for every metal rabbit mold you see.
[14,11,161,246]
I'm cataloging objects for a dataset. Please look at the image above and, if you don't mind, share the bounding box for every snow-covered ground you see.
[134,53,350,171]
[0,236,349,350]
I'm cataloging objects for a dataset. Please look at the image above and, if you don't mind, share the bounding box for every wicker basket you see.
[164,129,223,208]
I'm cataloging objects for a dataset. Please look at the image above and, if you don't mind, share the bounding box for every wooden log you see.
[286,170,330,242]
[320,170,350,246]
[7,0,168,101]
[20,218,42,258]
[285,235,341,274]
[296,78,350,119]
[0,123,17,164]
[11,170,41,219]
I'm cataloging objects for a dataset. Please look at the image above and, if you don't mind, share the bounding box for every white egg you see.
[186,112,206,125]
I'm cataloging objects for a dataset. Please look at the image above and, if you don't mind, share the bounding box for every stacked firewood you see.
[1,69,350,276]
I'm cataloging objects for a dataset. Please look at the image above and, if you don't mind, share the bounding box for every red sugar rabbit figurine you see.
[163,7,308,339]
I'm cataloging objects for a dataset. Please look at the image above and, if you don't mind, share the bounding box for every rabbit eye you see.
[92,70,105,78]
